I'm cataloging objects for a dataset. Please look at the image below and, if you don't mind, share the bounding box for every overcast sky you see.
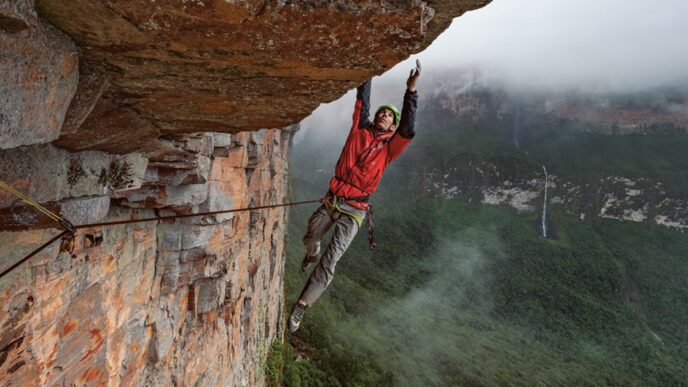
[296,0,688,143]
[385,0,688,93]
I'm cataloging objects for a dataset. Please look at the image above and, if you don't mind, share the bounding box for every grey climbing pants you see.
[298,204,365,306]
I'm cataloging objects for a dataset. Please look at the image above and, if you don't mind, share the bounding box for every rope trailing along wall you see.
[0,179,76,233]
[0,178,320,279]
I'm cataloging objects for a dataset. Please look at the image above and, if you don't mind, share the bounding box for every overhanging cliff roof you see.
[32,0,490,153]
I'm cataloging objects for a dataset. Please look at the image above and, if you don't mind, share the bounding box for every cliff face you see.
[0,129,291,386]
[417,82,688,232]
[424,163,688,232]
[0,1,491,385]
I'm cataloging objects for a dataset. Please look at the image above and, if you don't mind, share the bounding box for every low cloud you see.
[332,230,503,385]
[294,0,688,162]
[386,0,688,93]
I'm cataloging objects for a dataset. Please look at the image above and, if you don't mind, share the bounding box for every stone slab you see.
[0,19,78,149]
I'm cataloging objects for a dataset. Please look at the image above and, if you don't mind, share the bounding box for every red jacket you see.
[328,80,418,210]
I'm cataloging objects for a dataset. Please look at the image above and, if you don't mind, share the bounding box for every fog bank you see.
[387,0,688,93]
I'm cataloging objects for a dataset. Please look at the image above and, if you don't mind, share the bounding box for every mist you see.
[285,2,688,383]
[295,0,688,145]
[388,0,688,93]
[332,231,502,385]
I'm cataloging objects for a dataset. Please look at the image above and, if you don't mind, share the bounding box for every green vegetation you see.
[277,111,688,386]
[281,197,688,386]
[528,132,688,194]
[98,160,134,192]
[265,337,339,387]
[407,112,688,194]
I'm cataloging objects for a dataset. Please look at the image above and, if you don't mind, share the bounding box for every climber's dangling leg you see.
[289,204,363,332]
[300,205,333,272]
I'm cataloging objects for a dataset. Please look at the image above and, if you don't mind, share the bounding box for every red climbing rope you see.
[0,178,320,279]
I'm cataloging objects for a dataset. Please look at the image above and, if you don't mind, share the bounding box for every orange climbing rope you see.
[0,178,319,279]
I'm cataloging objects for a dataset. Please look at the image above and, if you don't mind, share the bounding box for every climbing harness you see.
[0,178,319,280]
[324,191,377,251]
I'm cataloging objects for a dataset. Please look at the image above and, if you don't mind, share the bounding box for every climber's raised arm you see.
[388,60,421,161]
[352,79,372,130]
[397,63,420,138]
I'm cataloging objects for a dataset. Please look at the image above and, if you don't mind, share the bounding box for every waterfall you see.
[541,165,548,238]
[513,101,521,148]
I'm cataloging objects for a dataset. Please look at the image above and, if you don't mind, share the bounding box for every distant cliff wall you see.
[424,162,688,232]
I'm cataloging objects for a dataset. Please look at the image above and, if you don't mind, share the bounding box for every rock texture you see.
[0,2,78,149]
[0,128,293,386]
[31,0,488,153]
[0,0,37,33]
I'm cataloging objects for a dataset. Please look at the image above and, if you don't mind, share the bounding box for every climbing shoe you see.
[288,303,307,333]
[301,254,318,272]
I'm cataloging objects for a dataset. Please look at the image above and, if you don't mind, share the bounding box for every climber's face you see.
[374,108,395,132]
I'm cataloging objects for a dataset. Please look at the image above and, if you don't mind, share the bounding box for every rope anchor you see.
[58,219,77,253]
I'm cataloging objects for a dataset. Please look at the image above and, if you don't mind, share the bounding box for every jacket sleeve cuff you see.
[405,89,418,98]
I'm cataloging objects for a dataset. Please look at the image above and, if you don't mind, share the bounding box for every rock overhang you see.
[25,0,490,153]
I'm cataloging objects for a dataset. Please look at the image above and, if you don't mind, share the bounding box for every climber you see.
[288,60,421,332]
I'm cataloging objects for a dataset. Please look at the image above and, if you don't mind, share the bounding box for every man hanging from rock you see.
[288,60,421,332]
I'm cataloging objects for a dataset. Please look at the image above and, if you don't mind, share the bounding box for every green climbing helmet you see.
[375,104,401,127]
